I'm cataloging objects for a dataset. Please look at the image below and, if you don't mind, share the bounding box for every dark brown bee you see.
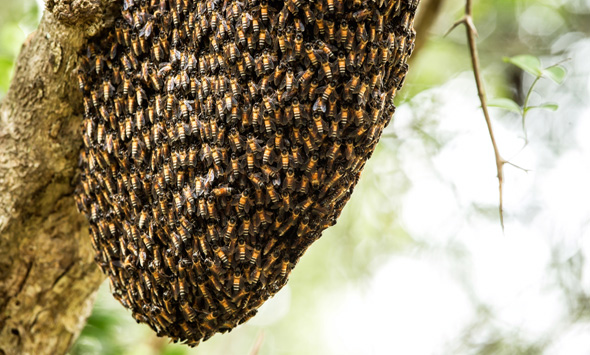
[212,243,228,266]
[181,299,197,322]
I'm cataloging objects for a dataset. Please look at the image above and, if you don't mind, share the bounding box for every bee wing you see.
[355,51,366,69]
[356,91,368,105]
[252,211,262,228]
[284,49,296,64]
[225,96,238,112]
[313,98,327,113]
[185,99,193,111]
[199,144,212,164]
[166,76,176,93]
[268,153,280,168]
[271,175,281,187]
[105,132,114,153]
[330,60,340,77]
[292,18,305,32]
[285,0,298,13]
[315,59,331,78]
[158,62,172,76]
[123,0,134,10]
[205,168,215,187]
[139,20,153,38]
[109,43,119,60]
[274,69,286,87]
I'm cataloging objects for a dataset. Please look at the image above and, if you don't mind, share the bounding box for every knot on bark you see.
[46,0,101,26]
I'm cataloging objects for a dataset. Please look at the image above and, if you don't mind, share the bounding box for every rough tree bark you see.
[0,1,118,354]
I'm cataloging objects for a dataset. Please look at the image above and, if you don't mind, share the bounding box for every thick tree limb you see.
[0,2,117,354]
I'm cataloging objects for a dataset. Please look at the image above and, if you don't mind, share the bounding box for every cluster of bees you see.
[75,0,417,346]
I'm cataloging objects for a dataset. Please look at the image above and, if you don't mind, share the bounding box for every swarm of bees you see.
[75,0,418,346]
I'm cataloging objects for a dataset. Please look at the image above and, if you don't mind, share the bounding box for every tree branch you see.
[412,0,446,60]
[0,1,118,353]
[449,0,506,229]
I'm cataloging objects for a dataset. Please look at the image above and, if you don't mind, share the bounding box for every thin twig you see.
[521,76,541,143]
[249,331,265,355]
[448,0,507,230]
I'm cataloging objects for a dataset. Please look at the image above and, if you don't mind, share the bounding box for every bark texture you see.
[0,2,117,354]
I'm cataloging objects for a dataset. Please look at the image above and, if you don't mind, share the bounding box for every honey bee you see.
[181,299,197,322]
[249,265,262,285]
[205,220,218,243]
[248,173,265,190]
[355,76,372,103]
[196,278,214,308]
[301,130,316,153]
[228,153,240,182]
[307,79,319,100]
[244,244,261,266]
[326,19,336,42]
[297,174,309,194]
[265,183,279,203]
[304,44,319,67]
[279,257,290,278]
[310,169,322,189]
[367,43,380,68]
[233,270,242,292]
[259,0,269,23]
[293,33,304,58]
[218,295,235,314]
[211,243,229,265]
[148,261,165,285]
[262,111,275,134]
[304,153,319,174]
[279,149,291,170]
[239,216,252,237]
[195,230,209,257]
[228,128,243,152]
[263,249,281,271]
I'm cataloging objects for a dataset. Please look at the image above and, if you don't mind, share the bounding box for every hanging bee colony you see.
[75,0,418,346]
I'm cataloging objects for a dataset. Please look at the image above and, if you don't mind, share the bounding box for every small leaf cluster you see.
[488,55,567,142]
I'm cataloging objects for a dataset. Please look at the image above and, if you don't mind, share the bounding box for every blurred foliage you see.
[0,0,39,97]
[2,0,590,354]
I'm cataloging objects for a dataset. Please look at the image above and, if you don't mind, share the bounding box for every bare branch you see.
[249,331,265,355]
[448,0,507,229]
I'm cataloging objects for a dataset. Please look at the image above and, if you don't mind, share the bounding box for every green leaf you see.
[527,103,559,112]
[488,98,522,113]
[504,55,543,77]
[543,65,566,84]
